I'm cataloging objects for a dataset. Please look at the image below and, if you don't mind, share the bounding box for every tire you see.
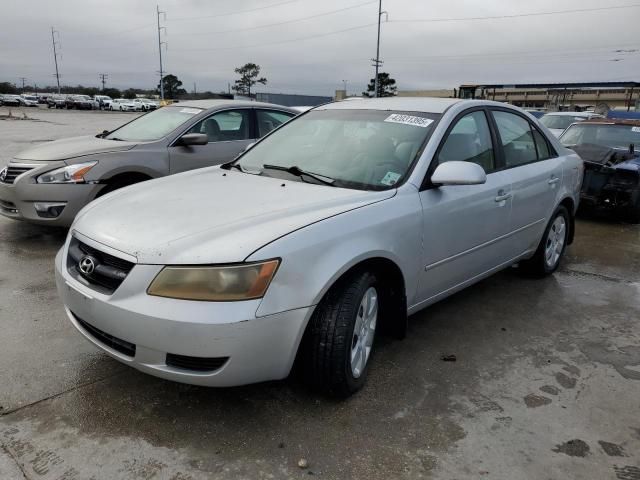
[519,205,570,277]
[303,270,379,397]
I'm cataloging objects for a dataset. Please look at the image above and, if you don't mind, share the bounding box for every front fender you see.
[248,187,423,318]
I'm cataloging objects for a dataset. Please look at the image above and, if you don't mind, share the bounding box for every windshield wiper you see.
[262,164,336,186]
[108,137,124,141]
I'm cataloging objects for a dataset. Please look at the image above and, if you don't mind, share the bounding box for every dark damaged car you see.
[560,119,640,222]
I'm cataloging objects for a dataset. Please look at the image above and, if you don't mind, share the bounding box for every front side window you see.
[437,110,495,172]
[257,110,294,137]
[493,111,537,167]
[189,109,251,143]
[105,106,204,142]
[237,109,440,190]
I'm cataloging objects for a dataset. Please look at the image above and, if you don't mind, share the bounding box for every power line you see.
[169,0,304,22]
[390,3,640,24]
[176,22,378,52]
[171,0,377,36]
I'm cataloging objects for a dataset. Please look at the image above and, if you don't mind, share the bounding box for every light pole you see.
[342,79,348,96]
[371,0,386,98]
[157,5,166,101]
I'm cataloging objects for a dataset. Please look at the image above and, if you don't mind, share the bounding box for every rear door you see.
[416,109,514,304]
[169,109,254,174]
[489,108,562,257]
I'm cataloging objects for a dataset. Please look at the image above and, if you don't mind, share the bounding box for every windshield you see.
[237,109,440,190]
[560,123,640,150]
[105,106,203,142]
[540,114,587,130]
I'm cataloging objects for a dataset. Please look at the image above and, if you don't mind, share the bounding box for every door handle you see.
[495,191,512,202]
[548,177,560,185]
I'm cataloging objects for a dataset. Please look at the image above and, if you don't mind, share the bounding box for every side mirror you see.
[179,133,208,146]
[431,161,486,186]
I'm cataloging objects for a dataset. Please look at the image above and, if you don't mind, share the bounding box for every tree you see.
[0,82,17,94]
[122,88,138,99]
[102,87,121,99]
[157,74,186,99]
[363,72,397,98]
[232,63,267,98]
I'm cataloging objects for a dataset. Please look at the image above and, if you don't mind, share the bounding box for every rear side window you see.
[492,111,537,167]
[257,110,294,137]
[531,127,551,159]
[437,111,495,173]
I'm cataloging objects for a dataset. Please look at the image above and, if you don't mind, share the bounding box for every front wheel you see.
[519,205,570,277]
[303,271,379,397]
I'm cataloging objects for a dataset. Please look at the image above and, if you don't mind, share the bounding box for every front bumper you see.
[0,166,103,226]
[55,243,312,387]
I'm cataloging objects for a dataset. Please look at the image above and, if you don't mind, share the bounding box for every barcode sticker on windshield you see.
[381,171,401,186]
[632,127,640,133]
[384,114,434,128]
[180,108,201,115]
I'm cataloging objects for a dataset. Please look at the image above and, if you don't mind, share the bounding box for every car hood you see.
[14,135,137,162]
[73,168,395,264]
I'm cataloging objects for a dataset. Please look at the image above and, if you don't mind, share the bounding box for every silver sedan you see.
[55,98,582,397]
[0,100,297,225]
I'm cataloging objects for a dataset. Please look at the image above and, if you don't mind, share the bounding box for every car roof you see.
[173,99,297,111]
[316,97,462,113]
[543,111,599,117]
[576,118,640,127]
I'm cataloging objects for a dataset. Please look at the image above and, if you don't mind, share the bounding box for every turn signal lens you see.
[147,260,280,301]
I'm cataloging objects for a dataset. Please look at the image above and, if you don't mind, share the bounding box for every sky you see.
[1,0,639,96]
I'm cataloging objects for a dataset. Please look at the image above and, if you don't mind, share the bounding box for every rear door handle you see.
[548,177,560,185]
[495,191,512,202]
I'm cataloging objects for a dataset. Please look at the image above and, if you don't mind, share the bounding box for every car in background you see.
[525,109,546,119]
[53,97,580,396]
[539,111,603,137]
[0,95,22,107]
[560,118,640,222]
[94,95,112,110]
[0,100,297,226]
[110,98,137,111]
[18,96,39,107]
[47,95,67,109]
[66,95,95,110]
[132,98,158,111]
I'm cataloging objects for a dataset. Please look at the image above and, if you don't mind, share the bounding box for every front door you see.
[169,109,254,174]
[415,109,514,306]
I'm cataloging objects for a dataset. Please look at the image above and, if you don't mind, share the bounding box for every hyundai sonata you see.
[55,98,582,396]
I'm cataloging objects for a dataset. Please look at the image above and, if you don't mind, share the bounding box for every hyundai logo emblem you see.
[79,256,96,275]
[0,167,7,183]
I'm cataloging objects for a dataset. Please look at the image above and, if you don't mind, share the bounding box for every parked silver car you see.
[0,100,297,225]
[55,98,582,396]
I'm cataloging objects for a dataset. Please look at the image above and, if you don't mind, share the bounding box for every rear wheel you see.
[303,271,379,397]
[519,205,570,277]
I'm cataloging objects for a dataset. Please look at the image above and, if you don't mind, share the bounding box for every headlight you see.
[37,161,98,184]
[147,260,280,301]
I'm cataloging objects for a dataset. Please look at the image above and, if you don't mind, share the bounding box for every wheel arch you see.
[558,196,575,245]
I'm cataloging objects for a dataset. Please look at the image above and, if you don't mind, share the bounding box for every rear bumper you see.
[55,245,312,386]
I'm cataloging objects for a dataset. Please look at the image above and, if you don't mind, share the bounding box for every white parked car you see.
[110,98,137,111]
[94,95,112,110]
[539,111,603,137]
[56,98,582,396]
[132,98,158,111]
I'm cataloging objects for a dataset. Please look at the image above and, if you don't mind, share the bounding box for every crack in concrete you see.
[562,268,632,284]
[0,370,125,418]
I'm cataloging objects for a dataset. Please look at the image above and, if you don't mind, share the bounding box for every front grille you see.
[166,353,229,372]
[1,166,34,184]
[74,313,136,357]
[67,238,134,294]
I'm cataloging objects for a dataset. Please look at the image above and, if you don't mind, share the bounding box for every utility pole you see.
[51,27,61,94]
[156,5,167,101]
[342,79,348,94]
[19,77,26,92]
[371,0,386,98]
[98,73,108,91]
[193,82,196,95]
